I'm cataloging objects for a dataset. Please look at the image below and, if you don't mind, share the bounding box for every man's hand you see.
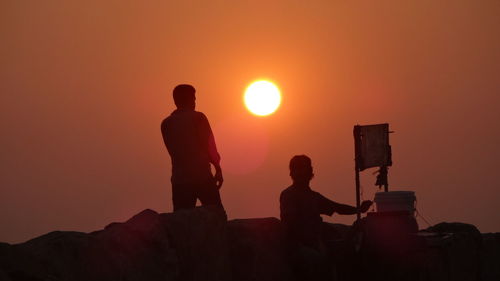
[214,166,224,189]
[359,200,373,213]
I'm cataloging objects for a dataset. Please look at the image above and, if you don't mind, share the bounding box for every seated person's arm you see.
[329,201,358,215]
[317,193,372,215]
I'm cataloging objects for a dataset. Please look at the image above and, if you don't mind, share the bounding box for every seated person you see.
[280,155,372,280]
[280,155,372,251]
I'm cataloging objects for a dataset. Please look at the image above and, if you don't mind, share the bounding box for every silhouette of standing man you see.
[161,84,225,213]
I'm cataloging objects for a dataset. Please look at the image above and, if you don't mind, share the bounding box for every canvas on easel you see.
[354,123,392,171]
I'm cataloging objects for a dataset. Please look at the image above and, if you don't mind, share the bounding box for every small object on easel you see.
[374,166,389,191]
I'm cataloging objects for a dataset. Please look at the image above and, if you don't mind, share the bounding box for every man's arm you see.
[329,201,357,215]
[331,200,372,215]
[198,113,223,188]
[317,193,372,215]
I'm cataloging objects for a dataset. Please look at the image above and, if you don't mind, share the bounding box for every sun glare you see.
[244,80,281,116]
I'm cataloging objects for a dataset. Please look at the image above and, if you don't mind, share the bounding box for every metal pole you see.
[355,166,361,220]
[353,125,361,220]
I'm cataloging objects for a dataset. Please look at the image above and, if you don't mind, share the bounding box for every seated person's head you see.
[173,84,196,109]
[289,155,314,183]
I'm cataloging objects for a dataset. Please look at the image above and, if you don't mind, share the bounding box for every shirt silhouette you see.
[162,109,220,184]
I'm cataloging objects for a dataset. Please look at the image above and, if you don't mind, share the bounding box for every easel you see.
[353,124,392,220]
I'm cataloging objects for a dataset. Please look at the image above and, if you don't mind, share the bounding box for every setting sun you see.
[244,80,281,116]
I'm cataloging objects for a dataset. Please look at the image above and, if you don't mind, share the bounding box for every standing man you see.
[161,84,225,213]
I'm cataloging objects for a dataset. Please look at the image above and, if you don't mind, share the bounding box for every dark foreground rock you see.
[0,208,499,281]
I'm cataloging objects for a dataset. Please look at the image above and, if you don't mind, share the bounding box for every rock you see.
[1,210,498,281]
[89,209,178,281]
[0,208,207,281]
[422,222,483,281]
[0,209,179,281]
[227,217,291,281]
[424,222,482,244]
[0,268,11,281]
[481,233,500,281]
[161,206,231,281]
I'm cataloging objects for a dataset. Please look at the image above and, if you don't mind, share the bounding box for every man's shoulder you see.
[161,114,173,130]
[281,185,324,200]
[194,110,208,120]
[308,189,330,201]
[174,110,207,120]
[162,109,178,121]
[162,109,204,120]
[161,110,210,129]
[280,185,296,199]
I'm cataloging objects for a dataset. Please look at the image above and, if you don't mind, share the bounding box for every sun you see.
[244,80,281,116]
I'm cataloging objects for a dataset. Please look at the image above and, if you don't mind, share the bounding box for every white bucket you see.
[374,191,416,216]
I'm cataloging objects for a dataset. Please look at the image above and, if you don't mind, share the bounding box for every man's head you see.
[289,155,314,184]
[173,84,196,109]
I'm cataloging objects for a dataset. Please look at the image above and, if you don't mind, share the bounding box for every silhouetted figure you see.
[161,84,225,213]
[280,155,372,280]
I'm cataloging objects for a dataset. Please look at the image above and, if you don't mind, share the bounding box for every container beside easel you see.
[374,191,416,217]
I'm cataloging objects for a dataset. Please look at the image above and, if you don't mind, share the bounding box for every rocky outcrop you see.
[0,207,228,281]
[481,232,500,281]
[420,223,484,281]
[0,209,177,281]
[228,218,291,281]
[0,208,499,281]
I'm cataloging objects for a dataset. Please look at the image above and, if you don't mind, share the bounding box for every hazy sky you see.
[1,1,499,243]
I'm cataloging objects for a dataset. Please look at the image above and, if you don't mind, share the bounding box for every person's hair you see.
[173,84,195,107]
[289,155,314,182]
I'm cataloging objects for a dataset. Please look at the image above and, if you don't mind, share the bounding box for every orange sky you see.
[1,1,499,243]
